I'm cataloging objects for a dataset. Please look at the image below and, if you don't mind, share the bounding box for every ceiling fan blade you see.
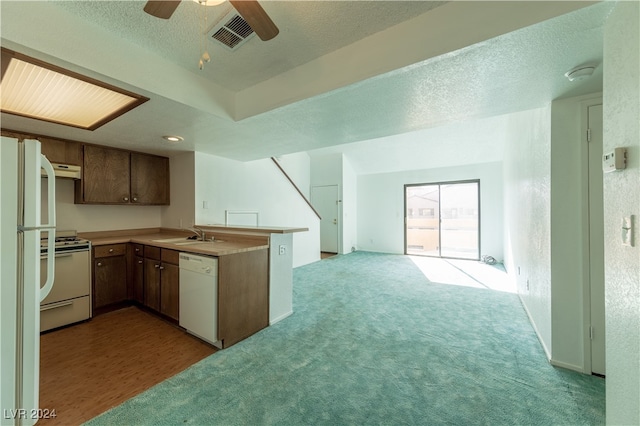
[144,0,182,19]
[229,0,279,41]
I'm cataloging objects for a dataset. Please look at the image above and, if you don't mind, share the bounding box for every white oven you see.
[39,231,92,332]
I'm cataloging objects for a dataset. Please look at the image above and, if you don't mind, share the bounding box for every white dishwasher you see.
[179,253,221,348]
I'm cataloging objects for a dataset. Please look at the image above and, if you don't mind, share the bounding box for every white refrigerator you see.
[1,138,56,426]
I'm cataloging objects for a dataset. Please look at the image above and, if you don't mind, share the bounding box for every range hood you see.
[41,163,82,179]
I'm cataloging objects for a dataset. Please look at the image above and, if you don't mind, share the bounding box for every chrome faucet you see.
[188,227,206,241]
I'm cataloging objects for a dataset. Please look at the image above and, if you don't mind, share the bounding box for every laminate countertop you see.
[196,224,308,234]
[85,232,269,257]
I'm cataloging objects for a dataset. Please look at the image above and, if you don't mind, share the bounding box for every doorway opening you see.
[311,185,339,255]
[405,180,480,260]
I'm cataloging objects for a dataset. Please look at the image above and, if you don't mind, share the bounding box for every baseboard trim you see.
[517,294,552,362]
[270,310,293,325]
[550,358,584,373]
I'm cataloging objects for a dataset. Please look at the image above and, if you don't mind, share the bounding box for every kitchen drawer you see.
[145,245,161,260]
[131,243,144,256]
[161,249,180,265]
[41,295,91,332]
[94,244,127,258]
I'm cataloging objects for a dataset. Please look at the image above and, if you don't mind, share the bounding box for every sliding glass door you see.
[405,180,480,260]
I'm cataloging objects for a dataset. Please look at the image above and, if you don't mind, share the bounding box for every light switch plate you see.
[622,216,634,247]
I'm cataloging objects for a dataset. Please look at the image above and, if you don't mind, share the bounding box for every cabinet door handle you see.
[97,262,103,267]
[135,248,140,252]
[159,266,164,270]
[138,260,143,264]
[123,196,129,201]
[133,197,138,202]
[109,248,114,253]
[155,264,160,268]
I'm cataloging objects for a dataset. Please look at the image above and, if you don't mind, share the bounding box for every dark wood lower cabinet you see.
[218,248,269,348]
[143,248,179,321]
[132,255,145,304]
[92,242,268,348]
[160,263,179,320]
[94,255,127,309]
[143,258,161,311]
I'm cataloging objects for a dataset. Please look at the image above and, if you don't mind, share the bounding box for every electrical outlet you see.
[279,245,286,255]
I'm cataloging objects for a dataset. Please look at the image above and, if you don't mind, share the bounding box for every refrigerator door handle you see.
[39,154,56,302]
[39,153,56,228]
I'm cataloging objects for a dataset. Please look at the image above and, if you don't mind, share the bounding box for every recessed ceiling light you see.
[1,48,149,130]
[564,64,597,82]
[194,0,226,6]
[163,135,184,142]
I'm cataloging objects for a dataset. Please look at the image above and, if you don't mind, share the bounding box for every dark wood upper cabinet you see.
[2,128,170,206]
[75,145,170,205]
[78,145,130,204]
[39,137,83,166]
[1,130,82,165]
[131,153,170,205]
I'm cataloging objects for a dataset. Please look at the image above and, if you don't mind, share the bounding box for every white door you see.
[588,103,605,376]
[312,185,339,253]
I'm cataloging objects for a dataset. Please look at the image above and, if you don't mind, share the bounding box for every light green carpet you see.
[85,251,605,425]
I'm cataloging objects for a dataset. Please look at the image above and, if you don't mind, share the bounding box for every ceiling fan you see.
[143,0,279,41]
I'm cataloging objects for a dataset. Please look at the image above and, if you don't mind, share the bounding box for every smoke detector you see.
[208,11,256,51]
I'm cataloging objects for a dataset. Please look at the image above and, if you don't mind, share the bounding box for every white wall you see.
[276,152,311,198]
[358,161,503,259]
[502,106,552,359]
[342,156,358,253]
[603,2,640,423]
[160,152,196,230]
[549,93,602,371]
[310,153,343,186]
[42,178,162,232]
[193,152,320,267]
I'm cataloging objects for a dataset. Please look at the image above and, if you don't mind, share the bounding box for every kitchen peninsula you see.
[83,225,306,348]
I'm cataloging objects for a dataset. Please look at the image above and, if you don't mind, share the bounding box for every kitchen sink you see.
[153,238,223,246]
[153,237,189,243]
[173,241,214,246]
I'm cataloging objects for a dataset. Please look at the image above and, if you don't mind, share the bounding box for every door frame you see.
[311,184,341,254]
[404,179,481,260]
[580,99,605,376]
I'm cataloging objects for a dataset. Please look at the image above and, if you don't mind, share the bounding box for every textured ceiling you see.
[0,1,610,172]
[55,1,447,91]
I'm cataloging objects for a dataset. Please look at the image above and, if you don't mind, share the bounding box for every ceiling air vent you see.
[208,12,256,51]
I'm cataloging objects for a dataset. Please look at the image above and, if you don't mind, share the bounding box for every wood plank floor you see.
[38,306,216,426]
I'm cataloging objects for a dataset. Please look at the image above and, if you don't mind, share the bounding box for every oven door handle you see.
[54,253,73,258]
[40,249,90,259]
[40,300,73,311]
